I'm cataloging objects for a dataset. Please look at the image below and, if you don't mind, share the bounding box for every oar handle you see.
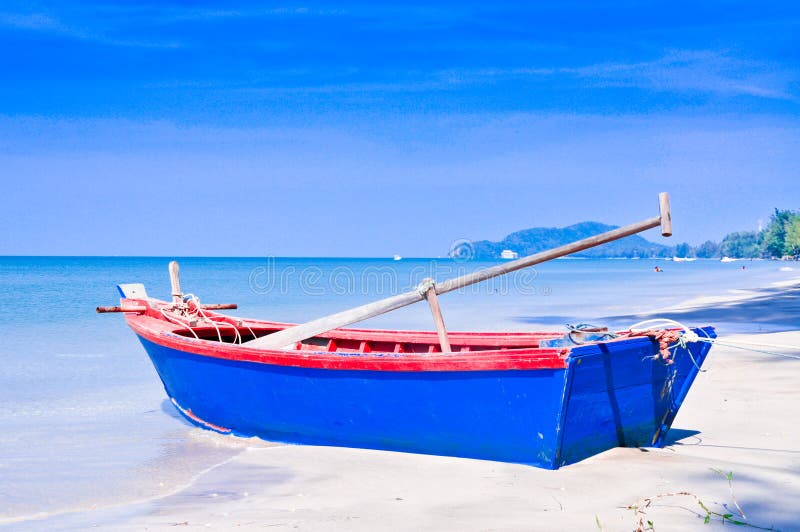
[659,191,672,237]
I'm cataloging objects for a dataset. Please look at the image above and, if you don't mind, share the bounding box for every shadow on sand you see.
[515,286,800,334]
[610,286,800,332]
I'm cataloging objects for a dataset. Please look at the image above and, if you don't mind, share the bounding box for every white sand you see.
[17,330,797,531]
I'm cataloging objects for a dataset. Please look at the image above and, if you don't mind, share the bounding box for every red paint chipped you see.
[170,398,232,433]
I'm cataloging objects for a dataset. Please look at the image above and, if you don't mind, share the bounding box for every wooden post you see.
[659,192,672,237]
[199,303,238,310]
[244,193,673,349]
[96,304,147,313]
[169,261,183,305]
[421,279,451,353]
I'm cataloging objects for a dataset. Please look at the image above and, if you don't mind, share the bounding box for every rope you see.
[707,338,800,351]
[185,294,239,344]
[159,294,252,345]
[159,308,200,339]
[702,339,800,361]
[417,278,436,298]
[623,318,800,364]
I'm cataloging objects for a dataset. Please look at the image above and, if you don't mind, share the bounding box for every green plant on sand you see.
[626,469,776,531]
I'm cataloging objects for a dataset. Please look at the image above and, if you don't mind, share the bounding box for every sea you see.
[0,256,797,523]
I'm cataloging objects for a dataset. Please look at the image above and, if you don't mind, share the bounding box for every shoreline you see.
[6,278,800,530]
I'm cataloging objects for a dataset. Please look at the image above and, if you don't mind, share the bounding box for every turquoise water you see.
[0,256,796,521]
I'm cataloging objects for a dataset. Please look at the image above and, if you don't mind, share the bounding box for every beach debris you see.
[627,469,775,531]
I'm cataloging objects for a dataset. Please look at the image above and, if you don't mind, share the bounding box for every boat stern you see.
[555,327,715,467]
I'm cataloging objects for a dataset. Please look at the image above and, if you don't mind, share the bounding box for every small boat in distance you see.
[500,249,519,259]
[98,192,714,468]
[393,254,402,261]
[672,257,697,262]
[720,256,738,262]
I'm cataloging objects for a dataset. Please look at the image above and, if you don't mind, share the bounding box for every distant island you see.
[465,209,800,260]
[470,222,669,259]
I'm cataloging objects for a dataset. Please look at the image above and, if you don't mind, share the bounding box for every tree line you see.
[673,209,800,259]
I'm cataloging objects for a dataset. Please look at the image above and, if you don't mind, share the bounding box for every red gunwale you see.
[124,299,571,372]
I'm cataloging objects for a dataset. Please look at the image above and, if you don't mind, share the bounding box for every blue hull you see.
[137,327,714,468]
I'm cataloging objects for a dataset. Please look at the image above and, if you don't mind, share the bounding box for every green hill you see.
[469,222,671,259]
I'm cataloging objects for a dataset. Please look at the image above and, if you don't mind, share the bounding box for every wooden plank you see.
[245,194,671,349]
[98,303,236,313]
[116,283,148,299]
[169,261,182,304]
[422,279,451,353]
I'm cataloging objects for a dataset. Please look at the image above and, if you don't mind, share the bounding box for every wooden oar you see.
[245,192,672,350]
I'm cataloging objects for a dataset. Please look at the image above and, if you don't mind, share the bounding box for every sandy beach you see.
[4,1,800,529]
[8,280,799,531]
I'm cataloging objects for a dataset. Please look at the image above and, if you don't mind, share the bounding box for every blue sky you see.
[1,1,798,256]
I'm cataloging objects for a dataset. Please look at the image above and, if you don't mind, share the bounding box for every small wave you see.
[188,427,281,449]
[779,266,794,272]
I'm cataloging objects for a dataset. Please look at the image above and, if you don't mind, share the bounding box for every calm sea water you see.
[0,256,796,522]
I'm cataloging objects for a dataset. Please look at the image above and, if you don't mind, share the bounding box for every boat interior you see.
[171,322,564,353]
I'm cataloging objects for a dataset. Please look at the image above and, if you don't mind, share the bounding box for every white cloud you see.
[0,8,182,48]
[448,49,796,101]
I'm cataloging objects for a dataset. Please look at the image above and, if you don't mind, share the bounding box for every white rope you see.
[184,293,242,344]
[183,294,223,343]
[159,294,251,345]
[707,338,800,351]
[627,318,700,343]
[186,294,257,344]
[626,318,800,362]
[234,318,258,342]
[706,339,800,360]
[160,308,200,339]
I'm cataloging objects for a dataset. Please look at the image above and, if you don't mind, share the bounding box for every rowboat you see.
[99,193,715,468]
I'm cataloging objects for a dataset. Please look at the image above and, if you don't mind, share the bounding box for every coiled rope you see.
[625,318,800,364]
